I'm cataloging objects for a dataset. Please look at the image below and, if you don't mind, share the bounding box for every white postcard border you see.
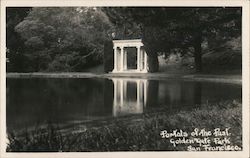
[0,0,249,158]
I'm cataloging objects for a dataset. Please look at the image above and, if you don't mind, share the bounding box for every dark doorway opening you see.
[126,47,137,70]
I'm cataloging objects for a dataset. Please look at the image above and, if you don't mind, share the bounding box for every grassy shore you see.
[7,99,242,152]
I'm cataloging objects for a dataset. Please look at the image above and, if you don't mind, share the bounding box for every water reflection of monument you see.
[110,78,202,117]
[111,78,148,117]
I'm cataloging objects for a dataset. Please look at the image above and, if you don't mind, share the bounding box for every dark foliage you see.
[6,7,31,72]
[7,7,112,72]
[103,40,114,73]
[6,7,242,73]
[104,7,242,72]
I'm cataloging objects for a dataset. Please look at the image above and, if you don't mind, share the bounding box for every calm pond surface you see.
[7,78,241,132]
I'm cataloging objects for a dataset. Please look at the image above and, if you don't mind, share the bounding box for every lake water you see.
[7,78,241,132]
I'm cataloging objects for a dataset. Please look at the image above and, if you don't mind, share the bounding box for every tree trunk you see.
[146,80,159,107]
[142,30,159,73]
[147,52,159,72]
[194,32,202,73]
[103,40,114,73]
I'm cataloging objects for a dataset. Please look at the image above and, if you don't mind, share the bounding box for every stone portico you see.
[112,39,148,73]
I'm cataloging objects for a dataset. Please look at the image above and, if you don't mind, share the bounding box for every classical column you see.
[113,47,117,72]
[124,49,127,70]
[137,46,141,71]
[113,79,117,116]
[120,46,124,72]
[144,51,148,72]
[140,49,144,70]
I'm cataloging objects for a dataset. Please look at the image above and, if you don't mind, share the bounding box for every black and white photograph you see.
[0,0,249,157]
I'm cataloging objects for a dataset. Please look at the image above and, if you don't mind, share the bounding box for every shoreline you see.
[6,72,242,85]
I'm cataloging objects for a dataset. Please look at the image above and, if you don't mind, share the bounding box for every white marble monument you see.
[112,39,148,73]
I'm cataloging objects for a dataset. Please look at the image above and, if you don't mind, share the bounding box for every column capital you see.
[113,46,119,49]
[143,50,148,72]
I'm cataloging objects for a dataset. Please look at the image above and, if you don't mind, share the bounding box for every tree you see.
[6,7,31,72]
[103,40,113,73]
[15,7,113,72]
[103,7,142,40]
[104,7,241,72]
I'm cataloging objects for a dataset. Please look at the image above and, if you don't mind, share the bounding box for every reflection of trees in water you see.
[7,78,109,130]
[167,82,182,107]
[7,79,203,122]
[44,78,109,116]
[7,78,240,133]
[155,80,202,108]
[103,79,114,114]
[146,80,159,107]
[104,79,200,111]
[180,81,202,107]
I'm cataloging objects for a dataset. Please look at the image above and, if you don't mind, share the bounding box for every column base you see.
[111,69,148,73]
